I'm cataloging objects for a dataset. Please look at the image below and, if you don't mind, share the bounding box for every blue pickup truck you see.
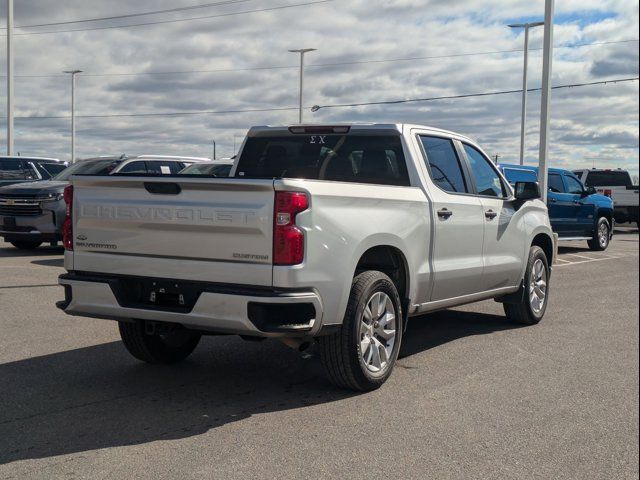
[500,164,614,251]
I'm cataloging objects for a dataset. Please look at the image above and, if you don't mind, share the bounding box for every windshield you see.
[37,162,67,177]
[235,134,409,186]
[54,159,122,181]
[180,163,233,176]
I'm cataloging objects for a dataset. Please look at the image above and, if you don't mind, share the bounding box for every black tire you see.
[10,240,42,250]
[503,245,549,325]
[587,217,610,251]
[118,320,201,364]
[318,271,403,391]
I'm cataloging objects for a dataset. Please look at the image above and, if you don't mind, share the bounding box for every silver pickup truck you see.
[57,124,555,391]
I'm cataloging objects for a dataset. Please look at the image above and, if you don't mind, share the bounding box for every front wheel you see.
[118,321,201,364]
[503,245,549,325]
[588,217,610,251]
[318,271,403,391]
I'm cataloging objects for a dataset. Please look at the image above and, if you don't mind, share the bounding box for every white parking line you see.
[564,253,599,260]
[555,255,622,267]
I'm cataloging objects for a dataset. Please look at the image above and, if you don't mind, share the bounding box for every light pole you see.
[288,48,316,124]
[63,70,82,163]
[212,139,216,160]
[508,21,544,165]
[6,0,14,155]
[538,0,555,204]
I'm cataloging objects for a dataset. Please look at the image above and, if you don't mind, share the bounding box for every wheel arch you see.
[354,244,410,305]
[531,232,554,266]
[596,207,614,227]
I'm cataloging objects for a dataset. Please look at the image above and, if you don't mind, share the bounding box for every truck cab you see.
[500,164,614,250]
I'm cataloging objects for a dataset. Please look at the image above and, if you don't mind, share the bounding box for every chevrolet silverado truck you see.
[57,124,555,391]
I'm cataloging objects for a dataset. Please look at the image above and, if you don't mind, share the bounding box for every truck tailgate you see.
[70,176,275,286]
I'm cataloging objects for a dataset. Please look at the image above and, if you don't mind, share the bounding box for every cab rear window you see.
[235,135,410,186]
[583,171,632,188]
[502,168,537,185]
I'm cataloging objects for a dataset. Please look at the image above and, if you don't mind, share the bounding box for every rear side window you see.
[0,159,37,180]
[463,144,506,198]
[583,171,632,188]
[118,161,148,174]
[548,173,565,193]
[235,135,410,186]
[147,161,181,175]
[419,136,468,193]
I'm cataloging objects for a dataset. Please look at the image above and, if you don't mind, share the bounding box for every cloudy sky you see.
[1,0,638,175]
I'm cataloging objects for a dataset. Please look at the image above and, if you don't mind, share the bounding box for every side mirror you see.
[514,181,541,201]
[584,186,597,196]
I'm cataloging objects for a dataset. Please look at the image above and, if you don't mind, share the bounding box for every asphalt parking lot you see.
[0,229,638,480]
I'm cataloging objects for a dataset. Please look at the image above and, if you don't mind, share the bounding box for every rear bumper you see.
[57,272,325,337]
[613,205,639,223]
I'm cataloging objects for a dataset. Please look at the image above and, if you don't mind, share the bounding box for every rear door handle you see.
[437,208,453,219]
[485,210,498,220]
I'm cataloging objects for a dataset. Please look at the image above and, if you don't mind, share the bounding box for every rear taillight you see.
[273,191,308,265]
[603,189,612,197]
[63,185,73,251]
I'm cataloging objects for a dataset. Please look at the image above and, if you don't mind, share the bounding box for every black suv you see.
[0,156,68,187]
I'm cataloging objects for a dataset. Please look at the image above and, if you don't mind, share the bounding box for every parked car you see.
[500,164,614,251]
[0,155,207,250]
[572,168,639,228]
[179,158,235,177]
[57,124,555,391]
[0,156,68,187]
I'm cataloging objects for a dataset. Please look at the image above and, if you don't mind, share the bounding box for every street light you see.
[538,0,555,204]
[212,138,216,160]
[508,21,544,165]
[6,0,14,155]
[288,48,316,124]
[63,70,83,163]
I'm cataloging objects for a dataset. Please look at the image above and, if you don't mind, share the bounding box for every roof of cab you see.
[77,155,210,163]
[499,163,570,175]
[0,155,62,162]
[247,123,475,143]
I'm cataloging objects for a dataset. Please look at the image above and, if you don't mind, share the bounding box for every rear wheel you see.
[10,240,42,250]
[318,271,403,391]
[503,245,549,325]
[588,217,610,251]
[118,320,201,364]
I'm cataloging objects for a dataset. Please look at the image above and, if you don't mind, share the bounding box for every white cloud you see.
[0,0,637,175]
